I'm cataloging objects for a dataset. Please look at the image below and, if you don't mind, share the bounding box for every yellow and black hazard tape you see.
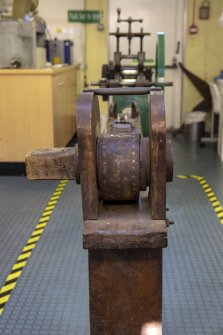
[0,179,68,316]
[176,175,223,224]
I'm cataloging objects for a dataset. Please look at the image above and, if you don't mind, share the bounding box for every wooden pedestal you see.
[84,197,167,335]
[89,249,162,335]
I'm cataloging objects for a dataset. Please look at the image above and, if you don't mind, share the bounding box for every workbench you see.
[0,65,76,162]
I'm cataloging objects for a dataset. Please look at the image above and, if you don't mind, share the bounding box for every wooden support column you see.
[84,198,166,335]
[89,249,162,335]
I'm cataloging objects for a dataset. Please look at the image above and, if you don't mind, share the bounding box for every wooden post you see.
[89,249,162,335]
[84,199,166,335]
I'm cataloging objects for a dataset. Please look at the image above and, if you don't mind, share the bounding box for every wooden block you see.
[84,196,167,249]
[25,147,77,180]
[150,91,166,220]
[76,93,101,220]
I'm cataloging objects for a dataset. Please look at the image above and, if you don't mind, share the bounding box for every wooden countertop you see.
[0,65,76,76]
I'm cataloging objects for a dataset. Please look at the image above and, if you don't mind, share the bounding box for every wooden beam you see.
[76,92,101,220]
[150,91,166,220]
[84,196,167,250]
[25,147,78,180]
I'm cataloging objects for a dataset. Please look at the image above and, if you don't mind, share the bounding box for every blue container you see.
[45,39,73,64]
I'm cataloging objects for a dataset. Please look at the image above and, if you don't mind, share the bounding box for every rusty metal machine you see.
[26,85,173,335]
[92,8,172,138]
[95,8,167,89]
[99,8,153,88]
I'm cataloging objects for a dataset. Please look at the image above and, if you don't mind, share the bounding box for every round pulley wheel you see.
[97,133,140,201]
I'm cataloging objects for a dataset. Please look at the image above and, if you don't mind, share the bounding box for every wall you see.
[85,0,108,86]
[38,0,83,22]
[183,0,223,118]
[38,0,85,94]
[38,0,109,97]
[85,0,109,116]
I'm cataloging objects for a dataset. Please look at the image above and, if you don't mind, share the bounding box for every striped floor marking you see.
[176,175,223,224]
[0,180,68,316]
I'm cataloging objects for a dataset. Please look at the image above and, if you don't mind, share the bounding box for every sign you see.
[68,10,101,24]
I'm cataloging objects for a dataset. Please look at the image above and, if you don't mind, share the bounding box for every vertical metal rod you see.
[140,28,143,52]
[128,38,131,55]
[117,27,120,52]
[128,20,132,55]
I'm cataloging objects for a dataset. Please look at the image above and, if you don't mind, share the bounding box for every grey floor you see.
[0,136,223,334]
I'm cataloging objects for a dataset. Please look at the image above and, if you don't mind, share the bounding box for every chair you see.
[201,82,221,144]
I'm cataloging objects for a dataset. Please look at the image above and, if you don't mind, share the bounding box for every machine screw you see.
[166,219,174,227]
